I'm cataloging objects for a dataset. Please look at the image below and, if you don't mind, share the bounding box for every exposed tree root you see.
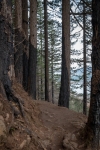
[3,84,47,149]
[4,84,25,119]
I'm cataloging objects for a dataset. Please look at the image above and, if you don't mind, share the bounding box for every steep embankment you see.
[0,80,87,150]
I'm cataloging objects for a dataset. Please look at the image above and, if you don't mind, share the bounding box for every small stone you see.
[43,139,50,147]
[5,113,9,121]
[71,142,78,148]
[0,115,4,121]
[19,140,27,149]
[64,133,71,140]
[63,138,69,148]
[27,135,31,145]
[49,115,53,118]
[71,134,77,141]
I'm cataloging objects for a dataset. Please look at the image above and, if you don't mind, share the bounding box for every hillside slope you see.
[0,80,88,150]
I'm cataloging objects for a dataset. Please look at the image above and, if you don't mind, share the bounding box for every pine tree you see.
[0,0,13,92]
[58,0,70,107]
[22,0,29,91]
[47,0,62,103]
[28,0,37,99]
[85,0,100,148]
[70,0,92,113]
[44,0,49,101]
[37,0,45,100]
[14,0,24,84]
[37,0,62,102]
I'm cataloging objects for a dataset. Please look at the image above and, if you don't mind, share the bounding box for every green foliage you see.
[69,94,83,112]
[70,0,92,100]
[37,0,62,102]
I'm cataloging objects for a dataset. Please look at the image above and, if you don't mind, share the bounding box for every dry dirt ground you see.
[0,80,90,150]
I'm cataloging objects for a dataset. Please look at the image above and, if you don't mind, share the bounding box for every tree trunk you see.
[14,0,24,84]
[58,0,70,107]
[51,31,54,104]
[40,34,44,100]
[83,0,87,115]
[22,0,28,91]
[0,0,12,92]
[85,0,100,149]
[51,62,54,104]
[28,0,37,99]
[44,0,49,102]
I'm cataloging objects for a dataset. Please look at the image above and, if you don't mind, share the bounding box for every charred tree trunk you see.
[0,0,26,121]
[83,0,87,115]
[22,0,28,91]
[44,0,49,102]
[14,0,24,84]
[85,0,100,149]
[58,0,70,108]
[28,0,37,99]
[0,0,13,91]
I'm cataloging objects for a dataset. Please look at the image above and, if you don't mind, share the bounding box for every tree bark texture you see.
[0,0,13,91]
[44,0,49,102]
[22,0,28,91]
[40,36,44,100]
[86,0,100,149]
[14,0,24,84]
[58,0,70,108]
[28,0,37,99]
[22,0,28,40]
[51,32,54,104]
[83,1,87,115]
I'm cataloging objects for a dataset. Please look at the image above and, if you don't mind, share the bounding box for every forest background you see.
[36,0,92,114]
[1,0,100,149]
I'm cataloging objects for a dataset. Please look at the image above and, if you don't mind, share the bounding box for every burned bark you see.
[83,1,87,115]
[4,84,25,118]
[0,0,13,91]
[14,0,24,84]
[85,0,100,149]
[28,41,37,99]
[23,39,28,91]
[14,29,24,84]
[0,0,25,121]
[58,48,70,107]
[44,0,49,102]
[22,0,28,91]
[28,0,37,99]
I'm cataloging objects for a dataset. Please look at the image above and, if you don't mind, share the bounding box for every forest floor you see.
[0,80,91,150]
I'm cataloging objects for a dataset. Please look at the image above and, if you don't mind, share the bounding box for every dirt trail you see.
[36,100,87,150]
[0,80,88,150]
